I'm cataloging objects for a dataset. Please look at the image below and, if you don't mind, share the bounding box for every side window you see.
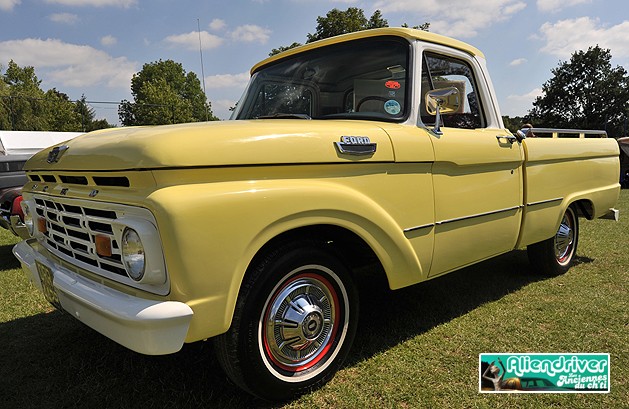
[420,52,485,129]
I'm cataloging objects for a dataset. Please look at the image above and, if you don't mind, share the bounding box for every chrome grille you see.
[34,196,127,277]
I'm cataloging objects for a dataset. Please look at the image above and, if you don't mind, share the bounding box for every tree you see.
[306,7,388,43]
[74,96,112,132]
[119,59,217,126]
[526,46,629,137]
[0,71,10,130]
[401,22,431,31]
[1,60,48,131]
[502,115,525,133]
[1,61,112,131]
[44,88,82,132]
[269,42,303,57]
[269,7,429,57]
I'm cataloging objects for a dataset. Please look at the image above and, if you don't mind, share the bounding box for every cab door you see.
[420,51,525,276]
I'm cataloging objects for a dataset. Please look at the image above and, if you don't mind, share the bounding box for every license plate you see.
[36,261,62,310]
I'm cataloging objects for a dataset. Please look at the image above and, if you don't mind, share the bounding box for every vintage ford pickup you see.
[12,28,620,400]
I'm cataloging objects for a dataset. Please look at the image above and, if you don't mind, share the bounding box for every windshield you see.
[232,36,411,122]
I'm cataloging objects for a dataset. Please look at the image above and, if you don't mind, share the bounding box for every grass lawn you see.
[1,191,627,408]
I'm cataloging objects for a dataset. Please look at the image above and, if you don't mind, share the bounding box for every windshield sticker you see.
[385,80,401,89]
[384,100,401,115]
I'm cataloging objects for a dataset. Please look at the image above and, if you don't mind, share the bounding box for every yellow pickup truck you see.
[12,28,620,400]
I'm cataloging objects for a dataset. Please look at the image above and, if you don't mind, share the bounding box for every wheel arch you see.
[544,199,586,240]
[223,214,423,334]
[248,224,387,283]
[573,198,594,220]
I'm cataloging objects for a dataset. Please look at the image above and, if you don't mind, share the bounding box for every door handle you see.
[496,135,518,144]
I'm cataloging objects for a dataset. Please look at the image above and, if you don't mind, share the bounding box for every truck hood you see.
[25,120,394,171]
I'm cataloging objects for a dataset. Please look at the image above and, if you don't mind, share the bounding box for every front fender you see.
[146,178,427,342]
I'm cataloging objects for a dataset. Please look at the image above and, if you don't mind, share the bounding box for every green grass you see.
[1,191,627,408]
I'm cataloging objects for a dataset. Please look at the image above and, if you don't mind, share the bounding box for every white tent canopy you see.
[0,131,82,156]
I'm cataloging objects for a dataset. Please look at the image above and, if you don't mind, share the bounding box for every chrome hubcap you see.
[264,274,336,371]
[555,210,575,264]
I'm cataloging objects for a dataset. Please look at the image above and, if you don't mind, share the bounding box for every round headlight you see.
[122,228,145,281]
[22,203,34,235]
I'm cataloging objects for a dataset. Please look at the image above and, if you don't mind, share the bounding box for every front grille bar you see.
[34,197,127,278]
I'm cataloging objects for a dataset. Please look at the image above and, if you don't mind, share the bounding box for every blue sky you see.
[1,0,628,124]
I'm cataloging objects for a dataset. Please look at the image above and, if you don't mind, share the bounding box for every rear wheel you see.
[527,205,579,276]
[214,242,358,401]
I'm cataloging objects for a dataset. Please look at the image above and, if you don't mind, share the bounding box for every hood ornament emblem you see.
[335,136,377,156]
[47,145,69,164]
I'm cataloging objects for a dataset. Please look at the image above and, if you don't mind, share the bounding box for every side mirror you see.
[425,87,460,135]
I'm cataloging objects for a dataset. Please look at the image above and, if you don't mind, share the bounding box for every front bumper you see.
[13,239,193,355]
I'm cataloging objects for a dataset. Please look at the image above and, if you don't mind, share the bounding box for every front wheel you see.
[214,243,358,401]
[527,205,579,276]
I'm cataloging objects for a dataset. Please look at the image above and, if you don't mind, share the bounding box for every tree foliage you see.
[269,7,429,56]
[269,42,303,57]
[502,115,526,134]
[526,46,629,137]
[306,7,388,43]
[0,60,112,131]
[119,59,217,126]
[74,95,111,132]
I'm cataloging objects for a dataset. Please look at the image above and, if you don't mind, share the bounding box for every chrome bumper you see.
[13,239,193,355]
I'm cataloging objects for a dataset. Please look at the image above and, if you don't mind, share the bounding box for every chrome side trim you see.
[403,223,435,233]
[526,197,563,207]
[403,205,523,233]
[436,205,523,226]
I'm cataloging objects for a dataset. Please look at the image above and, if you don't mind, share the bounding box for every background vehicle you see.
[618,137,629,188]
[0,131,82,236]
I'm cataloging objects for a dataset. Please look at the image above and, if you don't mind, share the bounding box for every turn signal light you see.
[37,217,47,234]
[95,235,112,257]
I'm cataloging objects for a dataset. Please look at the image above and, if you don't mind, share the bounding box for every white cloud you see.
[100,35,117,46]
[0,38,136,88]
[212,99,239,119]
[536,0,591,13]
[164,31,224,51]
[508,88,542,101]
[538,17,629,59]
[373,0,526,38]
[509,58,527,66]
[502,87,542,116]
[44,0,136,6]
[205,72,250,89]
[230,25,271,44]
[209,18,226,31]
[48,12,79,24]
[0,0,20,11]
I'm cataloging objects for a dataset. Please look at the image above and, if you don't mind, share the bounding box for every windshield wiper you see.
[257,113,312,120]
